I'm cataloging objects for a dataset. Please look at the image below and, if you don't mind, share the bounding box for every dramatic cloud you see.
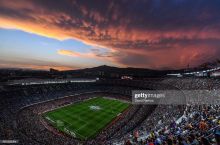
[0,0,220,69]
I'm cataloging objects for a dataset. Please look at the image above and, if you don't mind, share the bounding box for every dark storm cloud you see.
[0,0,220,69]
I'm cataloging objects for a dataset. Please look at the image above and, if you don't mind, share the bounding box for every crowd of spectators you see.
[117,78,220,145]
[122,104,219,145]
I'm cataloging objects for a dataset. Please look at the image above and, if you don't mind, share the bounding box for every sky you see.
[0,0,220,70]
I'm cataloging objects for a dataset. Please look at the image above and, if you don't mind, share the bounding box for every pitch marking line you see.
[57,110,91,139]
[58,118,87,139]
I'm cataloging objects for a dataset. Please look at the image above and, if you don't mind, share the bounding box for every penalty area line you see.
[62,120,87,140]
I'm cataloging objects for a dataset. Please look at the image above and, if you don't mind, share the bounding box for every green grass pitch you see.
[43,97,130,140]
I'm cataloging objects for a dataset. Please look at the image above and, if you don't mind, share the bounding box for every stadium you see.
[0,0,220,145]
[0,75,220,145]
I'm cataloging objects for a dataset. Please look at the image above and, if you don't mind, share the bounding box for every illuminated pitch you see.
[43,97,130,140]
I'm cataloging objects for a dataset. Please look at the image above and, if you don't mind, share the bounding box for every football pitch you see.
[43,97,130,140]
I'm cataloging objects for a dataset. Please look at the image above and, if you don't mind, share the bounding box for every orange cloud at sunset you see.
[57,50,81,57]
[57,49,122,66]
